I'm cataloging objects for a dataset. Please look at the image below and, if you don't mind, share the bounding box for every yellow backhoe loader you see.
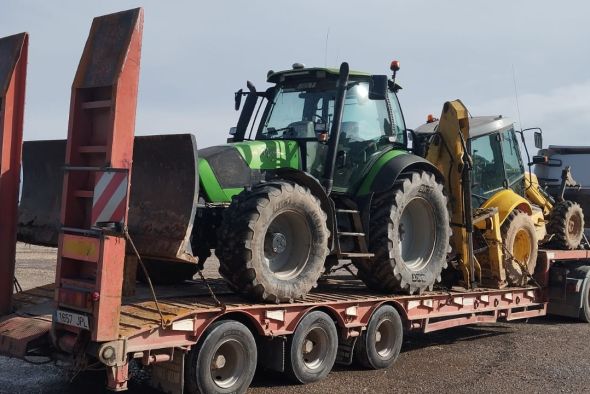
[414,100,585,288]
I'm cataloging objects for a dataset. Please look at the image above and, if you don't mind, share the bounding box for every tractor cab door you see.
[331,83,401,193]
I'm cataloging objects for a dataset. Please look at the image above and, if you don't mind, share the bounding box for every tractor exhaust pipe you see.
[323,62,349,194]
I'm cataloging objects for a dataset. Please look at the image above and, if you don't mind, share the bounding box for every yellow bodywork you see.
[425,100,542,289]
[480,189,532,224]
[425,100,482,286]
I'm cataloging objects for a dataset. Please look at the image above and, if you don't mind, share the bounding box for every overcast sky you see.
[2,0,589,149]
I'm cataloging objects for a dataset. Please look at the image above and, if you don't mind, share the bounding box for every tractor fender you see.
[271,168,336,251]
[481,189,533,225]
[357,151,444,196]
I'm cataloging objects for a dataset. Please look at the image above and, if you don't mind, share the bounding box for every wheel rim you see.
[567,211,583,238]
[374,318,396,359]
[264,210,312,280]
[398,197,436,269]
[513,228,532,266]
[301,327,329,370]
[210,339,245,389]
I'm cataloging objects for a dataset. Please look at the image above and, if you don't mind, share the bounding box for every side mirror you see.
[534,131,543,149]
[229,127,237,136]
[234,89,243,111]
[369,75,388,100]
[531,155,548,165]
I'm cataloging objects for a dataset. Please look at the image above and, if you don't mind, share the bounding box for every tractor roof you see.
[414,115,514,139]
[267,67,372,83]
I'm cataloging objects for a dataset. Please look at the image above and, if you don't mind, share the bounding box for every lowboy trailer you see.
[3,249,590,393]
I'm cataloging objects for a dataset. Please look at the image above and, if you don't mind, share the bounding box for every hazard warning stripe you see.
[92,171,128,225]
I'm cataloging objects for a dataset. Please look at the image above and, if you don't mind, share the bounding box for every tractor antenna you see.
[324,28,330,67]
[512,64,524,130]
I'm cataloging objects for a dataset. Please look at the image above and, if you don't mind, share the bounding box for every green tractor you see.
[194,62,451,302]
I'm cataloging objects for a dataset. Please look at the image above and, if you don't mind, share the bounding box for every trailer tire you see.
[216,180,329,303]
[548,200,585,250]
[354,171,450,294]
[502,210,538,286]
[185,320,257,394]
[580,280,590,323]
[354,305,403,369]
[286,311,338,384]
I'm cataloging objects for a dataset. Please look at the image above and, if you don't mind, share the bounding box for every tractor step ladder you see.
[0,33,28,316]
[53,8,143,345]
[335,209,374,259]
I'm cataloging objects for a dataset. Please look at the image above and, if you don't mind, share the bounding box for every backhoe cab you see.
[195,62,451,302]
[415,106,585,288]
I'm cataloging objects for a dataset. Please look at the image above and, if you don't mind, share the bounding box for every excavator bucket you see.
[18,134,199,263]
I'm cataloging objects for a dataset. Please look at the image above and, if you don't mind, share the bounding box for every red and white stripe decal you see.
[91,171,128,225]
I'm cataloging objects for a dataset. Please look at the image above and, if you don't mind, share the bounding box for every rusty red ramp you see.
[0,32,28,316]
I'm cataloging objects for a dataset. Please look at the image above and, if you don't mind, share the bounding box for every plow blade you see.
[18,134,199,263]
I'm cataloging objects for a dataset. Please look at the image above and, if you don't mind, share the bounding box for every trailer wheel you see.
[185,320,257,394]
[216,180,329,303]
[502,210,538,286]
[580,280,590,323]
[354,305,403,369]
[286,311,338,384]
[548,200,585,250]
[354,171,450,294]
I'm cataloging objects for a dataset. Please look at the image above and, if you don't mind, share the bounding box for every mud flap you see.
[18,134,199,263]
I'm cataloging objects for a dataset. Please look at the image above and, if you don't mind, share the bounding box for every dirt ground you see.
[1,243,590,393]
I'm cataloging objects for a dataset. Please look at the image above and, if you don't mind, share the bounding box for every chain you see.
[123,227,170,328]
[196,268,226,312]
[325,261,358,278]
[13,277,22,293]
[484,237,542,288]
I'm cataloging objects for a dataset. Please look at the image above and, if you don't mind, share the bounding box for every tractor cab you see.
[230,63,407,194]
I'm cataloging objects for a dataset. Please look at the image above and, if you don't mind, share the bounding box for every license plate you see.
[55,310,90,330]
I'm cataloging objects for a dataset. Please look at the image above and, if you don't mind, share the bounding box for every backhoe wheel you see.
[185,320,257,394]
[354,305,403,369]
[216,181,329,303]
[354,170,451,294]
[548,200,585,250]
[501,210,538,286]
[286,311,338,383]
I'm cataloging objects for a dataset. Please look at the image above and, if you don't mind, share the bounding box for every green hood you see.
[198,140,301,202]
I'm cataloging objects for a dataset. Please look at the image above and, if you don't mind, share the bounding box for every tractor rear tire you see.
[353,170,451,294]
[216,181,329,303]
[548,200,585,250]
[501,210,538,286]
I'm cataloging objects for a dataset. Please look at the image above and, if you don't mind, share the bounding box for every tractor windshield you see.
[257,81,394,144]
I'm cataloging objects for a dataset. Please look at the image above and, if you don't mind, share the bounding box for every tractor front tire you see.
[548,200,585,250]
[501,210,538,286]
[354,170,451,294]
[216,181,329,303]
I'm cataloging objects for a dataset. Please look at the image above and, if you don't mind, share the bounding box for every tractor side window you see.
[501,128,525,189]
[388,91,406,143]
[470,134,505,205]
[339,83,390,142]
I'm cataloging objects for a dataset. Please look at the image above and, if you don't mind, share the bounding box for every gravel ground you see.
[1,243,589,393]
